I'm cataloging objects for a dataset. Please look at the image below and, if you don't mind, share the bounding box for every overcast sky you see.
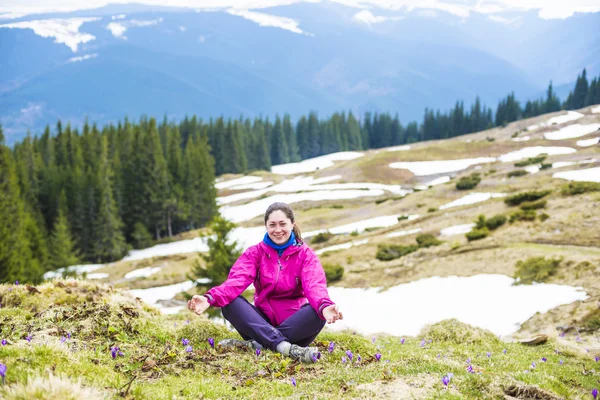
[2,0,600,20]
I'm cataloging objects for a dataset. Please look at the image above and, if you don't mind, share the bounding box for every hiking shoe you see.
[288,344,321,363]
[218,339,263,350]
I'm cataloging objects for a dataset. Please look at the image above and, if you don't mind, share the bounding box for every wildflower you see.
[541,357,547,362]
[420,339,425,347]
[437,354,441,358]
[467,365,474,373]
[291,377,296,387]
[1,339,6,346]
[375,353,381,361]
[0,362,6,385]
[342,356,347,364]
[503,349,507,354]
[328,342,335,353]
[576,336,582,342]
[346,350,353,361]
[595,356,599,362]
[174,323,177,327]
[256,348,261,357]
[372,337,376,343]
[442,374,450,388]
[15,281,18,285]
[185,345,193,353]
[554,349,560,354]
[311,354,317,363]
[67,332,71,339]
[110,347,118,358]
[559,331,566,337]
[466,358,471,364]
[26,335,32,343]
[487,352,491,358]
[559,360,563,365]
[531,362,536,369]
[591,388,597,399]
[208,338,214,348]
[185,320,190,324]
[60,337,66,344]
[357,355,362,362]
[182,338,189,346]
[400,338,405,344]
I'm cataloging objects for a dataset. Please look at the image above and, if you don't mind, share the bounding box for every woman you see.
[187,202,343,363]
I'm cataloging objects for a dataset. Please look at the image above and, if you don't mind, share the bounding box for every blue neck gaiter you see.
[263,231,296,256]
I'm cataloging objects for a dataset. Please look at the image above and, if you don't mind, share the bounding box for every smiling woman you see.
[187,201,344,364]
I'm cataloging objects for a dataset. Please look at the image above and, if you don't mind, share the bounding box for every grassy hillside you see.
[1,279,599,399]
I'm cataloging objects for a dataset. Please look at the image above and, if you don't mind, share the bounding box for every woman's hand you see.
[323,304,343,324]
[187,295,210,315]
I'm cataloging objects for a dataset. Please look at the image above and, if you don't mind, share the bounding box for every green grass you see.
[1,280,598,399]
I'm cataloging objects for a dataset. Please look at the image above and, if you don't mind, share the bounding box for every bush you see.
[375,198,389,205]
[519,199,547,210]
[456,173,482,190]
[132,222,153,249]
[561,182,600,196]
[397,215,409,221]
[539,213,550,222]
[466,227,489,241]
[540,163,552,170]
[311,231,334,244]
[514,257,562,284]
[505,190,551,206]
[416,234,442,248]
[507,170,528,178]
[514,155,546,167]
[323,263,344,282]
[376,244,418,261]
[474,214,506,231]
[330,204,344,209]
[350,230,359,237]
[509,210,537,223]
[427,207,438,213]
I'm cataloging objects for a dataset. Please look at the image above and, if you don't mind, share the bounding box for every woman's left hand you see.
[323,304,343,324]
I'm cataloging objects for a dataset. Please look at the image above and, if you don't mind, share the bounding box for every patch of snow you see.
[544,124,600,140]
[325,274,587,336]
[271,152,364,175]
[316,239,369,255]
[86,273,109,280]
[128,281,197,309]
[577,137,599,147]
[526,125,539,131]
[229,181,273,190]
[106,17,162,39]
[545,111,584,126]
[0,17,99,52]
[215,176,263,189]
[123,237,209,262]
[439,192,506,210]
[525,165,540,174]
[386,228,422,238]
[553,167,600,183]
[592,105,600,114]
[439,223,475,237]
[226,8,310,35]
[390,157,496,176]
[384,145,411,152]
[43,264,105,279]
[511,136,530,142]
[550,159,595,169]
[414,176,450,190]
[124,266,162,279]
[498,146,576,163]
[329,214,419,236]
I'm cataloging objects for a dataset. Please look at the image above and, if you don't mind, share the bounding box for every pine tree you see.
[270,116,289,166]
[49,200,81,270]
[283,114,300,162]
[93,137,128,263]
[346,112,363,150]
[189,216,241,288]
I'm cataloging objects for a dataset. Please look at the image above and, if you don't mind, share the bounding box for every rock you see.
[519,334,548,346]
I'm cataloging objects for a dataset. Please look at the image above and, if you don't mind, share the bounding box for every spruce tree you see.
[49,208,81,271]
[283,114,300,162]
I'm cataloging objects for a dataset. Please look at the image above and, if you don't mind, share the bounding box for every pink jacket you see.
[206,241,334,326]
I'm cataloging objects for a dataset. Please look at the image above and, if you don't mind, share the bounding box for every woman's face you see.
[266,210,293,245]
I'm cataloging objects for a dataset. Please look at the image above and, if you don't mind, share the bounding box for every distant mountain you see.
[1,3,598,145]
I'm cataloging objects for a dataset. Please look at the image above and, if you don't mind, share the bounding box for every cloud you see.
[67,53,98,62]
[179,25,186,31]
[111,14,126,20]
[487,14,522,24]
[107,22,127,38]
[0,17,99,52]
[352,10,403,25]
[226,8,311,35]
[106,17,163,38]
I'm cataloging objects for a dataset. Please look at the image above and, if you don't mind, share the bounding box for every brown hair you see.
[264,202,302,243]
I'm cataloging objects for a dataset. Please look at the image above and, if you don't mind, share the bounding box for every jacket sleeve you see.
[300,248,334,320]
[205,246,258,308]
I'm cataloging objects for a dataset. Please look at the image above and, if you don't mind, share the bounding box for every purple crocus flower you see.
[182,338,189,346]
[291,377,296,387]
[375,353,381,361]
[346,350,353,361]
[437,354,441,359]
[541,357,547,362]
[110,347,118,358]
[185,320,190,324]
[503,349,507,354]
[26,335,32,343]
[60,336,66,344]
[372,337,376,343]
[311,354,317,363]
[593,388,598,399]
[420,339,425,347]
[467,365,474,373]
[208,338,214,348]
[15,281,18,285]
[357,355,362,362]
[595,356,599,362]
[1,339,6,346]
[0,363,6,385]
[531,362,536,369]
[328,342,335,353]
[487,352,491,358]
[559,331,566,337]
[559,360,564,365]
[185,345,193,353]
[256,348,261,357]
[400,338,405,344]
[554,349,560,354]
[341,356,347,364]
[442,375,450,388]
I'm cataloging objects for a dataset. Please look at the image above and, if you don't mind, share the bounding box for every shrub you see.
[375,198,389,205]
[364,227,382,232]
[514,155,546,167]
[376,244,418,261]
[485,215,507,230]
[539,213,550,222]
[561,182,600,196]
[466,227,489,241]
[416,234,442,248]
[507,170,528,178]
[519,199,547,210]
[427,207,438,213]
[350,230,359,237]
[330,204,344,209]
[397,215,409,221]
[505,190,551,206]
[509,209,537,223]
[540,163,552,170]
[456,173,482,190]
[311,231,333,244]
[323,263,344,282]
[514,257,562,284]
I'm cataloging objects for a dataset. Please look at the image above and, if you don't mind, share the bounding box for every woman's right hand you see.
[187,295,210,315]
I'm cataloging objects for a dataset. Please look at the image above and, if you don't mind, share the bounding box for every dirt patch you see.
[504,384,562,400]
[356,373,437,399]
